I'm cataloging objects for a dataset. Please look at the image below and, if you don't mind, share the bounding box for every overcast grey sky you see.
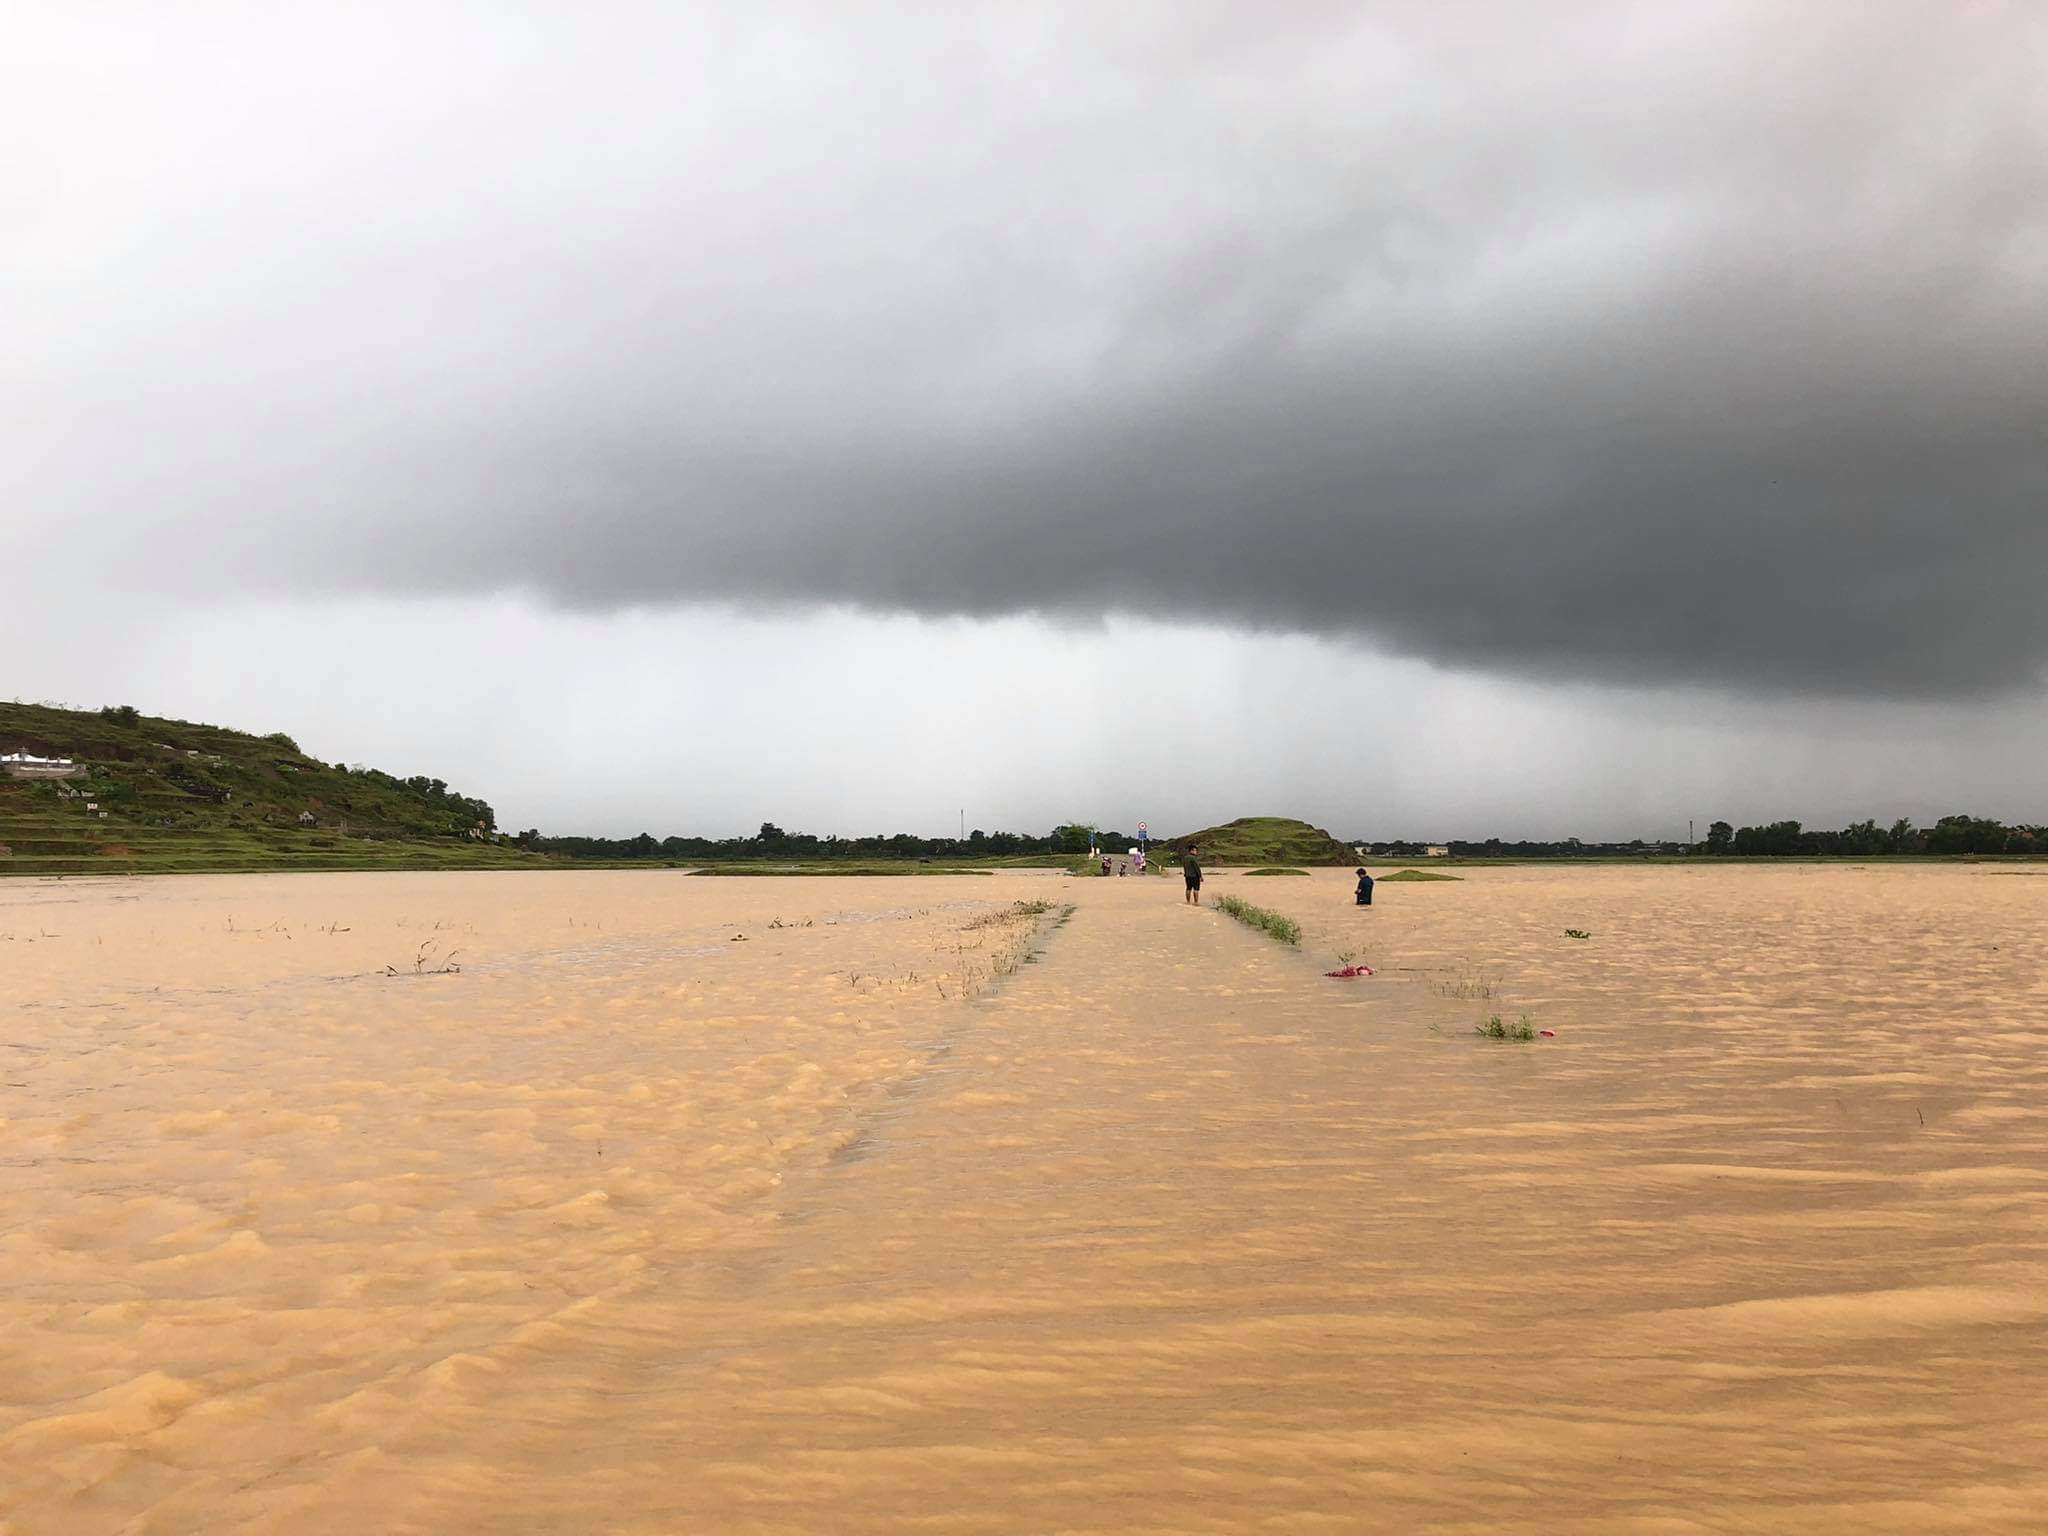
[6,2,2045,837]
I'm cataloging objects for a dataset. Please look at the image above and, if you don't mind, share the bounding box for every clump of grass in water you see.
[1475,1013,1537,1041]
[1564,928,1591,940]
[1213,895,1301,947]
[1243,866,1310,876]
[1379,868,1461,882]
[962,898,1054,931]
[1435,971,1500,1000]
[383,938,462,978]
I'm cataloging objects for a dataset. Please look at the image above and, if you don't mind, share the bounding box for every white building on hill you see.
[2,751,87,781]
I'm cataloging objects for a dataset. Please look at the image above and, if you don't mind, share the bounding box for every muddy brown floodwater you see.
[3,865,2045,1533]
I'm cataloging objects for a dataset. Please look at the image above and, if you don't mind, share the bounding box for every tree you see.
[1925,814,2010,856]
[1052,823,1095,854]
[100,704,141,726]
[758,822,786,846]
[1705,820,1734,853]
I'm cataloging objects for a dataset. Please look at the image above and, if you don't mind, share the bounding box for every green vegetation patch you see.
[1243,866,1310,876]
[1379,868,1462,882]
[1213,895,1302,947]
[1476,1013,1538,1042]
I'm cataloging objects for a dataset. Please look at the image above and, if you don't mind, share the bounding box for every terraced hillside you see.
[1167,816,1359,866]
[0,702,541,876]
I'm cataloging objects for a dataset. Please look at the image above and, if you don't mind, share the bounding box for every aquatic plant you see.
[1475,1013,1537,1041]
[1435,971,1500,1000]
[383,938,461,977]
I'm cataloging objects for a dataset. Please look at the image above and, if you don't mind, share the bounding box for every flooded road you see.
[4,866,2045,1532]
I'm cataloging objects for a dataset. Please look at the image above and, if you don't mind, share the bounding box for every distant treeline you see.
[1698,815,2047,857]
[1361,814,2048,860]
[510,822,1132,861]
[513,816,2048,863]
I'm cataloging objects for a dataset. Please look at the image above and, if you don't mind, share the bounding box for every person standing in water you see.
[1355,867,1374,906]
[1183,844,1203,905]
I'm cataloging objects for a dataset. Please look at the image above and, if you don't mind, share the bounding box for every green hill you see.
[1168,816,1359,866]
[0,701,541,876]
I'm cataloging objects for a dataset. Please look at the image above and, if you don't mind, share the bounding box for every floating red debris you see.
[1539,1028,1556,1037]
[1323,965,1374,978]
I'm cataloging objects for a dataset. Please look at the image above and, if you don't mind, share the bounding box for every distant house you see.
[1424,845,1450,858]
[298,811,317,825]
[2,751,87,781]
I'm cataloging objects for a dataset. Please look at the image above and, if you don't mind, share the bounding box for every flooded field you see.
[4,865,2046,1533]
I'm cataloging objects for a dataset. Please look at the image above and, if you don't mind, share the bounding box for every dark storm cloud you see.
[8,0,2046,694]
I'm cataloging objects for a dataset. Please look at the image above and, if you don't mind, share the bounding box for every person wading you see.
[1182,844,1203,905]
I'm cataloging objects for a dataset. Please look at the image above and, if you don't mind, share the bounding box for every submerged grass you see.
[1379,868,1462,882]
[1435,970,1502,1000]
[963,898,1056,930]
[1243,867,1310,876]
[1213,895,1301,947]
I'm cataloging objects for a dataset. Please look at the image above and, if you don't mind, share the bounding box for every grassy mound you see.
[1244,866,1310,876]
[0,701,537,876]
[1170,816,1356,866]
[692,864,994,876]
[1379,868,1462,882]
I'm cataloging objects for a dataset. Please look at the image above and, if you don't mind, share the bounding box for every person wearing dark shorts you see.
[1183,845,1202,905]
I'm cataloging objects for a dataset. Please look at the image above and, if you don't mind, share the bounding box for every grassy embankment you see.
[0,702,539,877]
